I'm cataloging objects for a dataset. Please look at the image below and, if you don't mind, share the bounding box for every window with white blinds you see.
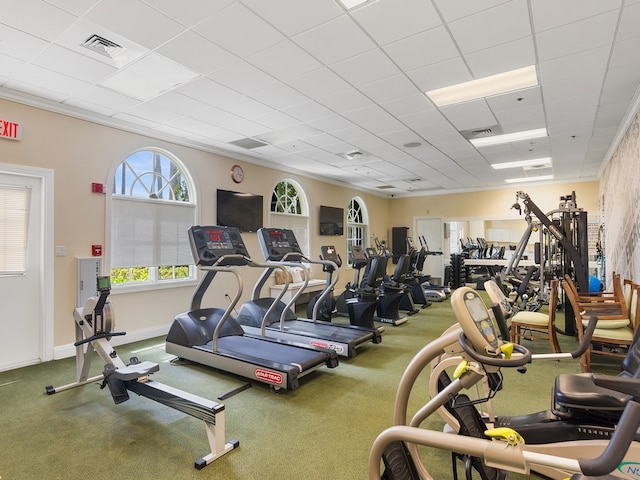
[0,185,31,275]
[109,148,196,287]
[269,180,309,256]
[111,196,195,268]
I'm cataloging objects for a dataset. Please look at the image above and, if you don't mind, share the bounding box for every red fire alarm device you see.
[92,245,102,256]
[91,182,104,193]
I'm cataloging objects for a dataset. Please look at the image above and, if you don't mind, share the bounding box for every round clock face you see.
[230,165,244,183]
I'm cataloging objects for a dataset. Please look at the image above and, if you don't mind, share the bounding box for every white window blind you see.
[111,196,195,268]
[0,185,31,275]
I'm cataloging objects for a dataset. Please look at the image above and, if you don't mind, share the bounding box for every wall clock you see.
[230,164,244,183]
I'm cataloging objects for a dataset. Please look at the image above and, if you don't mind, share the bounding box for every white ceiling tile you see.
[330,48,401,86]
[72,84,141,110]
[383,26,459,72]
[307,114,355,133]
[282,101,334,122]
[45,0,101,16]
[62,97,119,116]
[0,53,29,78]
[32,44,116,83]
[190,107,269,137]
[535,10,619,62]
[542,72,605,103]
[249,82,310,110]
[609,36,640,69]
[0,24,49,61]
[464,37,536,78]
[539,45,610,86]
[530,0,622,33]
[112,112,162,128]
[156,31,238,76]
[358,74,419,104]
[351,0,441,45]
[168,116,239,142]
[317,88,374,114]
[122,102,183,124]
[493,103,546,130]
[447,0,531,54]
[433,0,511,22]
[241,0,343,37]
[406,57,470,92]
[4,78,69,102]
[144,0,235,27]
[0,0,76,41]
[252,110,300,130]
[10,63,90,97]
[207,59,280,95]
[147,91,209,116]
[288,67,352,99]
[485,86,542,111]
[342,105,406,134]
[193,2,285,57]
[617,3,640,42]
[381,94,435,118]
[293,15,376,65]
[86,0,185,50]
[247,40,322,81]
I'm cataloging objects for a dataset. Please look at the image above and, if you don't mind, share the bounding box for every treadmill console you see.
[453,288,499,352]
[257,228,303,262]
[188,225,249,266]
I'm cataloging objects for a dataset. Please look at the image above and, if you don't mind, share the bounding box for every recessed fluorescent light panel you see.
[491,157,552,170]
[426,65,538,107]
[337,0,370,9]
[470,128,547,148]
[505,175,554,184]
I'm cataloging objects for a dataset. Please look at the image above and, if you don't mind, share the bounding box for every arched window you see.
[270,179,309,255]
[347,197,368,265]
[108,148,197,288]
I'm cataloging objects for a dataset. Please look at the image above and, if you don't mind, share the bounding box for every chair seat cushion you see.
[582,318,630,330]
[591,326,634,341]
[513,311,548,324]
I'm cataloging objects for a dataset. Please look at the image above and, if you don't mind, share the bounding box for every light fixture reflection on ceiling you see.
[425,65,538,107]
[338,0,370,9]
[491,157,552,170]
[505,175,554,184]
[470,128,547,147]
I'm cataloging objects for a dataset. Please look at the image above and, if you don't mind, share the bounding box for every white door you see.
[414,217,444,284]
[0,171,48,371]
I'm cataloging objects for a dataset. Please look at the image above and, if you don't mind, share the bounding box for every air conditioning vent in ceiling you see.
[81,34,123,59]
[229,138,268,149]
[459,125,504,140]
[376,185,395,189]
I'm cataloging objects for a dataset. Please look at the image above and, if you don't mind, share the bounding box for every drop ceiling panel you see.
[0,24,49,61]
[32,44,116,83]
[192,2,284,58]
[208,59,280,96]
[0,1,76,41]
[539,45,610,85]
[406,57,471,92]
[351,0,442,46]
[288,68,352,99]
[144,0,235,27]
[530,0,622,33]
[156,31,238,76]
[293,15,377,65]
[464,37,536,78]
[246,40,322,81]
[535,11,619,62]
[85,0,185,50]
[447,0,532,55]
[330,49,402,86]
[358,74,419,105]
[316,88,374,114]
[382,26,459,72]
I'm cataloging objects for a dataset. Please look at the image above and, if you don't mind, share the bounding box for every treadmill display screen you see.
[204,228,233,250]
[267,229,291,248]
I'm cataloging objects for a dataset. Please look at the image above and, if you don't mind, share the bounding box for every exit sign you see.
[0,119,21,140]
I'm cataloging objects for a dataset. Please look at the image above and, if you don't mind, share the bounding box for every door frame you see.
[0,162,54,364]
[413,216,444,281]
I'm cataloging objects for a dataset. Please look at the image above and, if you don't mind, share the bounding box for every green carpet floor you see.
[0,291,622,480]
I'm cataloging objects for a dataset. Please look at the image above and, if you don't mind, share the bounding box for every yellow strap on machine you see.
[499,343,514,359]
[453,360,469,379]
[484,427,525,446]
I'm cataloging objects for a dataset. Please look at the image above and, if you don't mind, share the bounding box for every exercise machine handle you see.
[570,315,598,359]
[458,332,532,367]
[578,399,640,476]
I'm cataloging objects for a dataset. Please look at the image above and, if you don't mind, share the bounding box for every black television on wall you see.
[216,189,264,233]
[319,205,344,236]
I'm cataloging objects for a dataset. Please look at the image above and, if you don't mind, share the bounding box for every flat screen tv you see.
[319,205,344,236]
[216,189,264,233]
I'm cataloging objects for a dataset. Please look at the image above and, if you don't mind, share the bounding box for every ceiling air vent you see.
[376,185,395,189]
[459,125,504,141]
[229,138,268,149]
[81,34,123,59]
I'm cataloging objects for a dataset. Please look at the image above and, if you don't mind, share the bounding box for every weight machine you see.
[506,191,590,335]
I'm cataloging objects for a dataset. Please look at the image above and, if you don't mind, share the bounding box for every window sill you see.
[110,278,198,295]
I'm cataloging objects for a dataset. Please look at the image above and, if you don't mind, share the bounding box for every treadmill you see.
[166,225,339,391]
[235,228,382,358]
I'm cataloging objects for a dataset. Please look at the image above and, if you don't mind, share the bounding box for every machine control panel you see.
[188,225,250,266]
[454,288,499,351]
[349,245,368,268]
[320,246,342,268]
[257,228,303,262]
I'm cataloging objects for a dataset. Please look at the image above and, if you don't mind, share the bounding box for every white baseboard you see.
[53,325,170,360]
